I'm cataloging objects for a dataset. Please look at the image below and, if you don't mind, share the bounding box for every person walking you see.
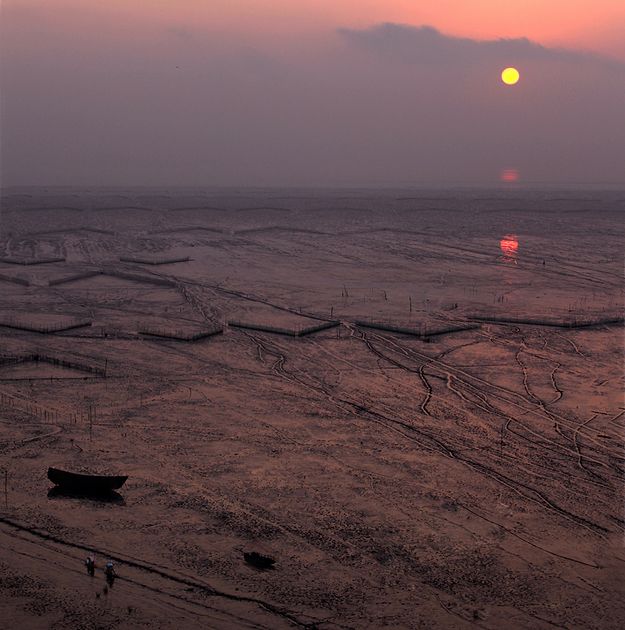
[104,561,116,586]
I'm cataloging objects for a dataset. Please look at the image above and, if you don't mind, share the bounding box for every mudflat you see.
[0,188,623,629]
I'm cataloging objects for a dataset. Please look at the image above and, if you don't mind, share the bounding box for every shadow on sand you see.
[47,486,125,504]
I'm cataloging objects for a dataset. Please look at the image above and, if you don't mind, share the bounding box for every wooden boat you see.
[47,467,128,492]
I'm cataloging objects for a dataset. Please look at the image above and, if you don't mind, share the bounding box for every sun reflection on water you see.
[500,234,518,263]
[501,168,519,183]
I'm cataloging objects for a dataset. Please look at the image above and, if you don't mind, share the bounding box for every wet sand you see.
[0,188,624,629]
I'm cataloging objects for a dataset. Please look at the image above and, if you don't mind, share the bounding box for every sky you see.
[1,0,625,187]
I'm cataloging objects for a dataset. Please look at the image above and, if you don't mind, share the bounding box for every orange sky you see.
[35,0,624,57]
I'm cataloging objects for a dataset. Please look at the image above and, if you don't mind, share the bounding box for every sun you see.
[501,67,520,85]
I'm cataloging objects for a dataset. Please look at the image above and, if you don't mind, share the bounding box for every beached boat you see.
[47,467,128,492]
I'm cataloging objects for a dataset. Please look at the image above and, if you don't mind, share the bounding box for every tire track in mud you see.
[572,415,606,482]
[513,341,563,407]
[360,330,625,519]
[555,332,585,357]
[338,323,435,417]
[239,331,601,574]
[369,330,621,475]
[242,330,610,536]
[476,328,622,473]
[511,344,617,482]
[509,346,600,475]
[361,331,580,460]
[514,348,541,406]
[364,329,623,498]
[242,331,448,455]
[354,332,609,532]
[444,373,500,418]
[548,364,563,404]
[418,364,433,416]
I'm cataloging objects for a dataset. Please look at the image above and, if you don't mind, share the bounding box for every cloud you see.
[338,23,623,69]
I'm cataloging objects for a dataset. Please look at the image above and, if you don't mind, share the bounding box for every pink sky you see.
[24,0,624,55]
[8,0,625,56]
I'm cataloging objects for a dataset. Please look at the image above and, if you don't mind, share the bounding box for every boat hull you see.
[47,467,128,492]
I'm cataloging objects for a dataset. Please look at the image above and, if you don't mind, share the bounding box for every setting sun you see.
[501,67,520,85]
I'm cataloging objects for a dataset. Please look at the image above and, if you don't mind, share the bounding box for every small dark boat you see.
[47,467,128,492]
[243,551,275,570]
